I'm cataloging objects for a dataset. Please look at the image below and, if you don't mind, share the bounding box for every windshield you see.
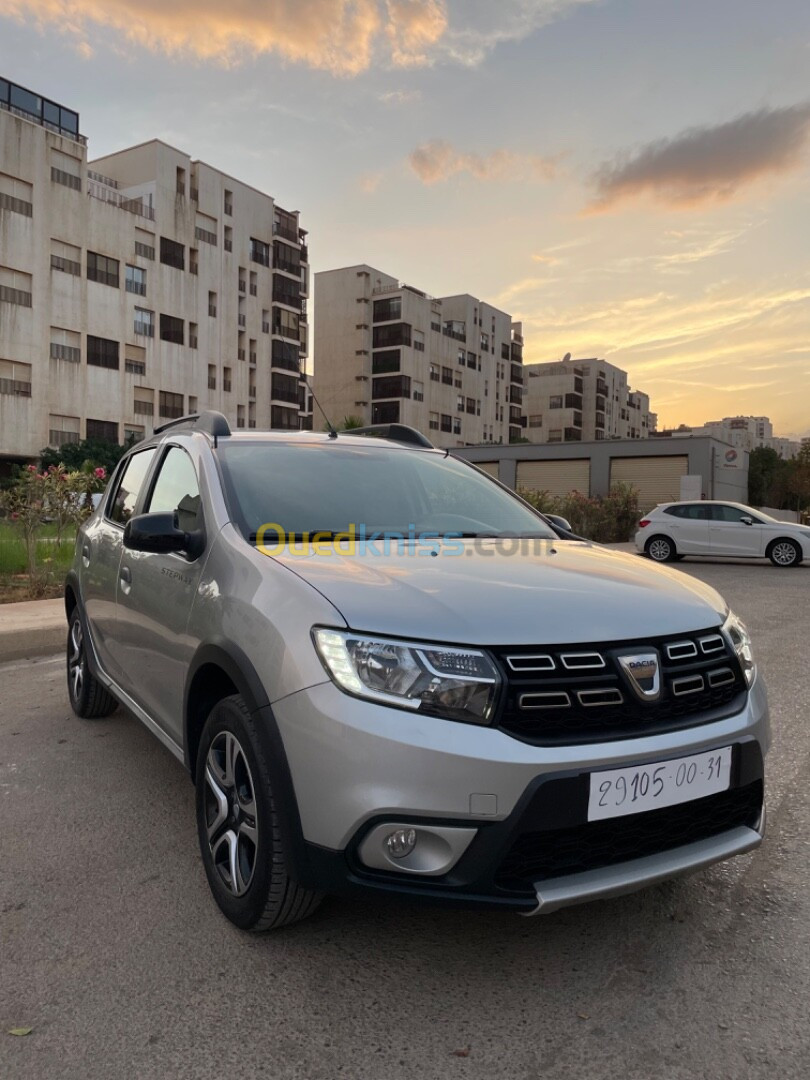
[218,441,556,541]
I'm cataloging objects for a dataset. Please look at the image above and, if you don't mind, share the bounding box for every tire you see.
[645,535,676,562]
[767,539,801,567]
[195,694,322,932]
[66,610,118,719]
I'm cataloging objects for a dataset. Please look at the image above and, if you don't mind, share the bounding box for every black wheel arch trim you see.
[184,641,311,884]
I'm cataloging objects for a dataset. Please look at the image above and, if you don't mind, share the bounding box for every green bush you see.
[518,482,640,543]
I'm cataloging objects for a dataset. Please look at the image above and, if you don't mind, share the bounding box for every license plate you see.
[587,746,732,822]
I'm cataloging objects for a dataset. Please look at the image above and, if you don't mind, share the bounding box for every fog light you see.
[385,828,417,859]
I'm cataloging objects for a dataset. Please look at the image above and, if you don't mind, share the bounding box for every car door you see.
[80,447,156,676]
[707,505,765,557]
[661,504,709,553]
[112,445,207,743]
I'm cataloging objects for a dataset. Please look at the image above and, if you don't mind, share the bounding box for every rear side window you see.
[665,504,707,520]
[108,448,156,525]
[709,505,760,523]
[146,446,201,532]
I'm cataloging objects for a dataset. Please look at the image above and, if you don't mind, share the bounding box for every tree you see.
[39,436,133,474]
[747,446,781,506]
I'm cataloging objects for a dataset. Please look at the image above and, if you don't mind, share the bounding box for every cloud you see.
[588,104,810,212]
[3,0,592,73]
[358,170,384,193]
[409,139,559,184]
[378,89,423,105]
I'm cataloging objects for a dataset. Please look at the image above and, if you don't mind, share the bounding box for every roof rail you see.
[153,410,232,438]
[341,424,434,448]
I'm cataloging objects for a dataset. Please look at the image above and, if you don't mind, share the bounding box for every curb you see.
[0,599,65,663]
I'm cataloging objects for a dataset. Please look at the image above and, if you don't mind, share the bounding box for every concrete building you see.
[313,265,524,447]
[654,416,800,459]
[0,76,309,465]
[522,356,656,443]
[453,435,748,512]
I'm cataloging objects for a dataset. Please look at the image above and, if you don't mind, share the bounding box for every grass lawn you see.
[0,521,76,603]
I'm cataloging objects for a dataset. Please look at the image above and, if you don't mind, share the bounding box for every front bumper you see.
[273,677,769,912]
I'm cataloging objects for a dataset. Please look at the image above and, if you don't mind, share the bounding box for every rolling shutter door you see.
[515,459,590,497]
[474,461,500,479]
[610,456,688,510]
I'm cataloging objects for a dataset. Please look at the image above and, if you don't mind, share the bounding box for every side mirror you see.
[124,512,204,558]
[740,516,754,526]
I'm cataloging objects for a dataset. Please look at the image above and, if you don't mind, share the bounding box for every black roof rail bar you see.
[153,411,232,438]
[341,424,434,448]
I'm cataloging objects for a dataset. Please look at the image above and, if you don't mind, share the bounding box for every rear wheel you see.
[768,539,801,567]
[645,535,676,562]
[66,611,118,719]
[195,695,322,932]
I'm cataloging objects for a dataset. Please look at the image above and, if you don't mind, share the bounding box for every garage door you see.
[610,456,689,510]
[473,461,500,479]
[516,459,591,498]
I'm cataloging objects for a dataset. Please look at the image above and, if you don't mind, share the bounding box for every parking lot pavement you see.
[1,562,809,1080]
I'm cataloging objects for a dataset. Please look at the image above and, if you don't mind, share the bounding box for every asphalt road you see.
[1,559,809,1080]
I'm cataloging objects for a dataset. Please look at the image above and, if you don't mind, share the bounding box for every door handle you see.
[119,565,132,595]
[82,543,91,567]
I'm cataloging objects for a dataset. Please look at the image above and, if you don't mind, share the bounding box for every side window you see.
[711,505,751,523]
[147,446,201,533]
[108,448,156,525]
[664,506,684,518]
[684,504,709,520]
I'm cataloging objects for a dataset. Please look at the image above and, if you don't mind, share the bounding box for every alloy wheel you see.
[68,619,85,702]
[771,542,797,567]
[204,732,259,897]
[648,538,672,562]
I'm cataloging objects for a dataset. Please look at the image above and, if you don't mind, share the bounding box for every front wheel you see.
[195,695,322,932]
[645,535,676,562]
[66,610,118,719]
[768,539,801,567]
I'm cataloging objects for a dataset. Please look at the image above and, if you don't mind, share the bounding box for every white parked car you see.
[636,501,810,567]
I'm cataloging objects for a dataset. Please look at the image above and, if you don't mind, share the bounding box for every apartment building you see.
[654,417,800,459]
[313,265,524,446]
[0,76,309,465]
[522,356,656,443]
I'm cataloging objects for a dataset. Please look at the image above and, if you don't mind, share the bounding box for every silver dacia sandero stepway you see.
[66,412,769,931]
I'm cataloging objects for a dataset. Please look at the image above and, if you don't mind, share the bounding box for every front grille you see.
[491,629,747,745]
[496,780,762,888]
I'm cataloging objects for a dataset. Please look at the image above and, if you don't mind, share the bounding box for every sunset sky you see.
[1,0,808,437]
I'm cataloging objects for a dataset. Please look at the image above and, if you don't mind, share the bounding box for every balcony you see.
[271,387,301,405]
[510,364,523,385]
[272,284,302,310]
[238,314,246,328]
[262,321,270,333]
[273,220,299,244]
[190,261,198,276]
[224,239,233,252]
[596,380,609,397]
[509,386,522,404]
[238,348,246,361]
[250,351,257,364]
[190,186,199,201]
[250,283,257,296]
[224,201,233,216]
[88,180,154,221]
[208,304,217,317]
[223,380,232,392]
[189,335,198,349]
[1,79,85,143]
[208,377,216,390]
[238,280,246,293]
[564,427,582,441]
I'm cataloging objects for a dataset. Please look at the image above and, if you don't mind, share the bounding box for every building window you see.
[372,323,411,349]
[271,372,300,404]
[466,351,477,369]
[453,417,461,435]
[549,396,562,409]
[189,322,198,349]
[528,415,543,428]
[207,365,216,390]
[371,401,400,424]
[134,230,155,260]
[49,414,80,447]
[457,395,465,412]
[273,274,301,309]
[429,412,439,430]
[125,264,146,296]
[250,238,270,267]
[159,391,184,419]
[87,251,119,288]
[195,220,217,246]
[440,414,452,433]
[441,367,453,386]
[159,237,185,270]
[271,405,298,430]
[466,397,476,415]
[271,339,300,371]
[429,364,440,382]
[273,242,300,274]
[224,189,233,216]
[548,429,562,443]
[372,375,411,400]
[0,359,32,397]
[134,391,154,416]
[49,327,81,363]
[159,314,184,345]
[133,308,154,338]
[371,349,400,374]
[273,307,299,340]
[223,367,232,393]
[413,380,424,403]
[125,358,146,375]
[86,418,119,442]
[87,335,119,370]
[373,296,402,323]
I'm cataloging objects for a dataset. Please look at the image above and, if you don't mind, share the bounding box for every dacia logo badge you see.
[618,651,661,702]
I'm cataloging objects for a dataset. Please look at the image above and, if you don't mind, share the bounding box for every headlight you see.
[724,612,756,687]
[312,629,501,724]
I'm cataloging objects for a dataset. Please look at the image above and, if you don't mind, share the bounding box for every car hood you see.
[267,540,728,645]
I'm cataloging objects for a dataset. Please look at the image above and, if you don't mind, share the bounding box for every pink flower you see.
[10,512,19,520]
[26,464,37,473]
[94,467,107,480]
